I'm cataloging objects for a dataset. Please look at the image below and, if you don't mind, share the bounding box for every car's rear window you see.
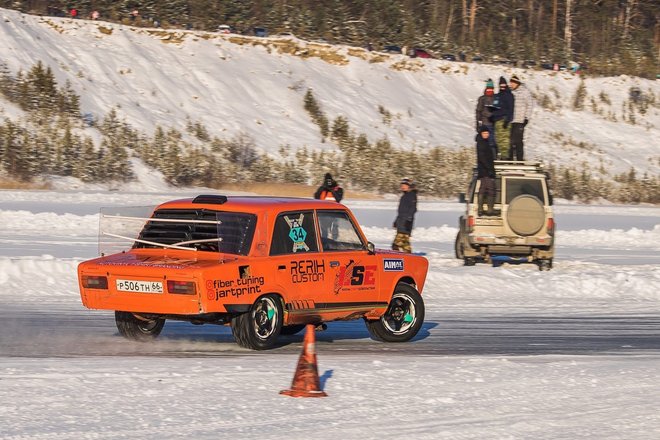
[135,209,256,255]
[505,178,545,204]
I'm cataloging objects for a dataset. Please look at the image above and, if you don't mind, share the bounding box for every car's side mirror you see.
[367,241,375,255]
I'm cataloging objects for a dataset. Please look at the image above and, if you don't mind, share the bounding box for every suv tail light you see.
[467,215,475,232]
[547,218,555,236]
[82,275,108,289]
[167,280,196,295]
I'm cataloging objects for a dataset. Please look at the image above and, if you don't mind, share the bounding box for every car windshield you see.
[135,209,256,255]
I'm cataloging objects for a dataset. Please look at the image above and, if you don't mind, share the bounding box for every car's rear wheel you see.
[365,283,425,342]
[231,294,283,350]
[115,311,165,341]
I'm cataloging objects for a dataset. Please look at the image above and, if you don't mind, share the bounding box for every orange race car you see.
[78,195,429,350]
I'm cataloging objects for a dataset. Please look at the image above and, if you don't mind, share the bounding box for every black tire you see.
[454,232,464,259]
[280,324,306,336]
[464,257,476,266]
[115,311,165,341]
[231,294,283,350]
[365,283,425,342]
[538,259,553,271]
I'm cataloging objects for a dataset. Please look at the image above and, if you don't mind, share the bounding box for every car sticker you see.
[284,214,310,252]
[206,276,265,301]
[291,259,325,284]
[334,260,376,294]
[383,259,404,271]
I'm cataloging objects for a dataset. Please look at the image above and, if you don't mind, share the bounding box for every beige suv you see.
[455,161,555,271]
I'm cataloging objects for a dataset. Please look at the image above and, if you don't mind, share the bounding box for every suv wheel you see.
[454,231,464,259]
[231,294,283,350]
[538,259,553,271]
[365,283,425,342]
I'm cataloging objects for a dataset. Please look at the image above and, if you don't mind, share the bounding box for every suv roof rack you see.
[494,160,544,172]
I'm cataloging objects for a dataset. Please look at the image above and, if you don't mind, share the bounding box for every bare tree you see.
[564,0,573,60]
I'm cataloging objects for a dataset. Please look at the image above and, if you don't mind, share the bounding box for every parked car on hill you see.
[455,161,555,271]
[441,53,457,61]
[253,27,268,37]
[78,195,429,350]
[383,45,402,54]
[409,48,434,58]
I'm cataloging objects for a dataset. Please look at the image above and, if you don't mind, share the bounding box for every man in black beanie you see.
[476,125,496,216]
[314,173,344,202]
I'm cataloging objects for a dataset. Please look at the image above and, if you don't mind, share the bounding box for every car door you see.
[269,210,326,313]
[316,210,382,314]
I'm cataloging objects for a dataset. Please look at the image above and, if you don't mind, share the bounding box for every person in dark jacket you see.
[314,173,344,240]
[314,173,344,202]
[392,178,417,253]
[490,76,514,159]
[476,126,496,216]
[475,78,497,157]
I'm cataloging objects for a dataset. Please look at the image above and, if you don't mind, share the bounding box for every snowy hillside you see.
[0,8,658,177]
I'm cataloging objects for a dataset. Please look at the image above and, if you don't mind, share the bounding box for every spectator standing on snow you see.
[70,8,78,19]
[314,173,344,240]
[508,75,533,161]
[392,178,417,253]
[314,173,343,203]
[476,126,496,216]
[490,76,514,159]
[476,78,497,158]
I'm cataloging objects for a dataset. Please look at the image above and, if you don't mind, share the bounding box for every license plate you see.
[116,279,163,294]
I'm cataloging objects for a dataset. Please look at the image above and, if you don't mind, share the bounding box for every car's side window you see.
[270,210,318,256]
[317,211,365,252]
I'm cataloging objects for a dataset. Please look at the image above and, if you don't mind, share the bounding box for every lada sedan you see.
[78,195,429,349]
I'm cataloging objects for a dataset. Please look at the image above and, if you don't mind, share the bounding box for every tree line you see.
[2,0,658,78]
[0,61,658,203]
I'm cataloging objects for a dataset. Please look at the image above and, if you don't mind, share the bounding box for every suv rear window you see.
[505,178,545,204]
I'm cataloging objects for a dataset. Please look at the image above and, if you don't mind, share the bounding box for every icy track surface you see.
[1,190,660,439]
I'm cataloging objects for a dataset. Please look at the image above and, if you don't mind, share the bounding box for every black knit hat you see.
[499,76,507,86]
[478,125,490,134]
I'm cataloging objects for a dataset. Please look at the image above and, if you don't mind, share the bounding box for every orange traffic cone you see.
[280,324,328,398]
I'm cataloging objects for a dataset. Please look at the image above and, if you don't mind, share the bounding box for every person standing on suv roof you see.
[476,78,497,158]
[392,178,417,253]
[476,126,496,216]
[508,75,533,161]
[490,76,514,159]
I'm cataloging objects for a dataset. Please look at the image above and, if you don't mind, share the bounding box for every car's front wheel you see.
[231,294,283,350]
[365,283,425,342]
[115,311,165,341]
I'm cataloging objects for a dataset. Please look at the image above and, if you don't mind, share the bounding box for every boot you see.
[485,194,496,216]
[477,193,485,216]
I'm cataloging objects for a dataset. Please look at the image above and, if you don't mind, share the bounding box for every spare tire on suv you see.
[506,195,545,236]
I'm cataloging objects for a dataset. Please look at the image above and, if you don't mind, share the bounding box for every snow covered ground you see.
[1,189,660,439]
